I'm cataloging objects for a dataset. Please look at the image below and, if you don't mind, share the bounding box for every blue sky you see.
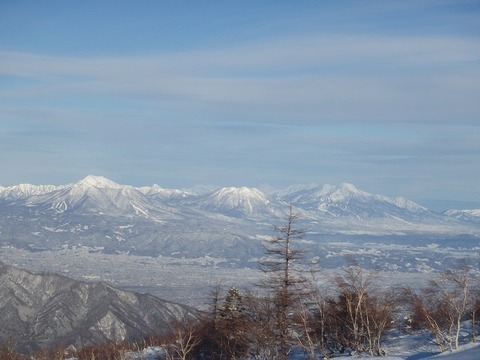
[1,1,479,210]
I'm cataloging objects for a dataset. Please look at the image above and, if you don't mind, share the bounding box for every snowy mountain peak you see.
[328,183,367,201]
[337,182,361,193]
[213,186,268,204]
[28,175,166,217]
[194,186,273,216]
[137,184,165,195]
[74,175,122,189]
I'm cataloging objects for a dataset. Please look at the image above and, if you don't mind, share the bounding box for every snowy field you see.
[108,326,480,360]
[124,340,480,360]
[381,342,480,360]
[379,333,480,360]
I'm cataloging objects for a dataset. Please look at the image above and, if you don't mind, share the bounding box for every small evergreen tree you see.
[221,287,244,318]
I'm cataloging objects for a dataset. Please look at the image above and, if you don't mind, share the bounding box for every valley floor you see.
[0,246,432,308]
[3,246,480,360]
[0,246,260,307]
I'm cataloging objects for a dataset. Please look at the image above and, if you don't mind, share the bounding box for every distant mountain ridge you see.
[1,175,478,226]
[0,175,453,215]
[0,261,197,354]
[271,182,429,218]
[0,175,478,264]
[0,183,63,200]
[444,209,480,223]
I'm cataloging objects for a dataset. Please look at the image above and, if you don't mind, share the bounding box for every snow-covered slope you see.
[27,175,171,218]
[275,183,430,220]
[190,186,286,219]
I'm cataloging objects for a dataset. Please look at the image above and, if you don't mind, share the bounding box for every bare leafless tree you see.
[470,296,480,343]
[404,262,476,352]
[331,261,396,356]
[333,262,374,353]
[164,319,202,360]
[258,206,309,360]
[293,302,317,359]
[241,290,277,360]
[0,346,24,360]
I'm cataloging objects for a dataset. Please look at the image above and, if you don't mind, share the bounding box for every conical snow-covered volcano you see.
[191,186,286,218]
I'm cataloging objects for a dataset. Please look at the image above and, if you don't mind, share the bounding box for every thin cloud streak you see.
[1,34,478,126]
[1,34,478,75]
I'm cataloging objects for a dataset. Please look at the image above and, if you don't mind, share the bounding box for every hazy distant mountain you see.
[0,183,62,201]
[274,183,425,217]
[138,183,194,202]
[0,261,197,354]
[0,175,478,265]
[444,209,480,223]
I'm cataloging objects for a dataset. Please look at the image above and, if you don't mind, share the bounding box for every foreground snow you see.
[65,323,480,360]
[429,343,480,359]
[124,347,165,360]
[119,341,480,360]
[379,342,480,359]
[363,332,480,360]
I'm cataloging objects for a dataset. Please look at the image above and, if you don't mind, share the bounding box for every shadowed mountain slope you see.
[0,261,198,354]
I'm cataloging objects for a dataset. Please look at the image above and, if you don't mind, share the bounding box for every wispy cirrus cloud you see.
[1,33,478,125]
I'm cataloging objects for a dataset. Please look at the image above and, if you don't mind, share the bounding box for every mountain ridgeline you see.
[0,175,479,265]
[0,261,198,354]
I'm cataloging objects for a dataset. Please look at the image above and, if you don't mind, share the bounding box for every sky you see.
[0,1,479,210]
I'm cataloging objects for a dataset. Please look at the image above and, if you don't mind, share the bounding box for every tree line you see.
[1,208,480,359]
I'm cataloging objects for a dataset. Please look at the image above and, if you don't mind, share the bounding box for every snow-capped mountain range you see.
[0,175,479,265]
[1,175,476,223]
